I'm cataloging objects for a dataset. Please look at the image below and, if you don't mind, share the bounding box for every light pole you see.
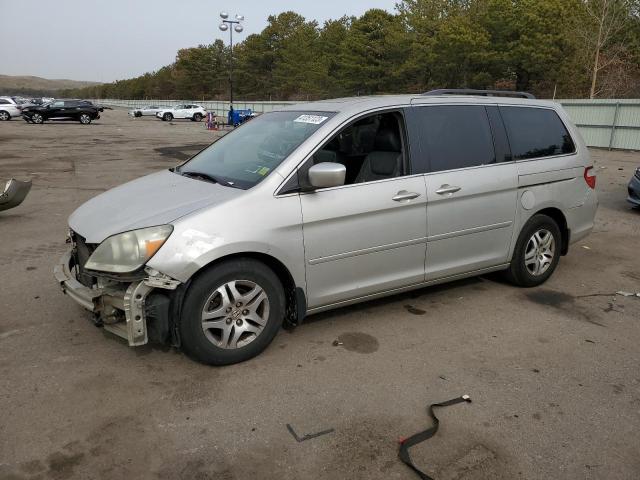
[219,12,244,122]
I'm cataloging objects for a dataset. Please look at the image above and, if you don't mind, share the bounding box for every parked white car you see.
[0,96,22,121]
[129,105,165,117]
[156,104,207,122]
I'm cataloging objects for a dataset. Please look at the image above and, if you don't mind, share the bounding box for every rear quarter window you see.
[500,106,575,160]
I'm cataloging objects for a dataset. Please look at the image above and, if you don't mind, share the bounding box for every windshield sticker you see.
[245,165,271,176]
[294,114,328,125]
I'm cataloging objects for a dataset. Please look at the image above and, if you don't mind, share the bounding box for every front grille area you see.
[71,231,97,287]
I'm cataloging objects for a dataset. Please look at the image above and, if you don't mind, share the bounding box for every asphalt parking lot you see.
[1,109,639,480]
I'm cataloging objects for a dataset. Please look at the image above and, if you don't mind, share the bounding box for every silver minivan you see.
[55,91,598,365]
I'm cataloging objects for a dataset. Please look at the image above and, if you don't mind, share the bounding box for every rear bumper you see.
[54,248,180,346]
[627,175,640,206]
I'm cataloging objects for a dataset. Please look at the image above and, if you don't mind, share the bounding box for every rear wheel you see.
[179,259,285,365]
[0,111,10,121]
[505,214,561,287]
[163,113,173,121]
[31,113,44,124]
[79,113,92,125]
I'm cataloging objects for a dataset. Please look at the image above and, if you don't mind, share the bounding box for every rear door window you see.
[499,106,575,160]
[413,105,496,173]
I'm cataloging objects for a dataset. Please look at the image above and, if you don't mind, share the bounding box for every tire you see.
[505,214,562,287]
[31,113,44,124]
[79,113,92,125]
[163,113,173,121]
[0,111,10,121]
[193,113,203,122]
[134,111,142,118]
[180,258,285,365]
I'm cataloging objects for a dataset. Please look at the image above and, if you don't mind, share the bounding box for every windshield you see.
[177,111,335,189]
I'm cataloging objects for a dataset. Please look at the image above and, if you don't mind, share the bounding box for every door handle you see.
[392,190,421,202]
[435,184,461,195]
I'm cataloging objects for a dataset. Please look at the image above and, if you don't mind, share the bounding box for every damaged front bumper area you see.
[54,248,181,346]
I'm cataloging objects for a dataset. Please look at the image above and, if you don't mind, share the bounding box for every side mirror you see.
[308,162,346,189]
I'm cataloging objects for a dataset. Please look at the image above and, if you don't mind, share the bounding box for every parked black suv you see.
[22,100,103,125]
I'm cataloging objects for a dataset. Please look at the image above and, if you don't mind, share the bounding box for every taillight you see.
[584,166,596,189]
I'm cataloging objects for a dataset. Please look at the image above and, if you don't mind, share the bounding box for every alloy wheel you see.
[32,114,43,124]
[80,114,90,124]
[200,280,270,349]
[524,228,555,276]
[0,112,9,121]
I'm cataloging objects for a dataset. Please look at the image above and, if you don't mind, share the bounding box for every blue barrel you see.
[228,108,252,127]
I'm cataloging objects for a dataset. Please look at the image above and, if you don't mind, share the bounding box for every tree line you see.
[63,0,640,100]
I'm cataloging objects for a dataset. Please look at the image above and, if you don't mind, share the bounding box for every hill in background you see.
[0,75,101,97]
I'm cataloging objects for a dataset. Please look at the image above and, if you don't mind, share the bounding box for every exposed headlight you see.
[84,225,173,273]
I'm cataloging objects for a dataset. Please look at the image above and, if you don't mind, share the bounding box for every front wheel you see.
[163,113,173,121]
[179,259,285,365]
[505,214,561,287]
[79,113,92,124]
[31,113,44,124]
[192,113,203,122]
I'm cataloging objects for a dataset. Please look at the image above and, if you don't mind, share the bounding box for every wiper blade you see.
[180,171,219,183]
[179,170,237,187]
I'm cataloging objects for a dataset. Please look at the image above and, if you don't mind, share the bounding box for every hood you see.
[69,169,242,243]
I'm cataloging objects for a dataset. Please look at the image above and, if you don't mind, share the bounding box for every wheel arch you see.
[533,207,569,255]
[184,251,306,328]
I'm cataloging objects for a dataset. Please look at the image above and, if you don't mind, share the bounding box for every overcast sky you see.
[1,0,396,82]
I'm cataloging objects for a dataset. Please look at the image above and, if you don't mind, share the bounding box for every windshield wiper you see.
[179,170,238,188]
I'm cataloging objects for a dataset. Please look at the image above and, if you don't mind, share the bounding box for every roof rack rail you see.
[423,89,536,99]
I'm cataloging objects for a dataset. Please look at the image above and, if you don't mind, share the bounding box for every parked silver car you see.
[55,90,598,365]
[128,105,165,117]
[0,96,23,121]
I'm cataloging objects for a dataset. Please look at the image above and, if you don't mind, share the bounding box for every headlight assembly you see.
[84,225,173,273]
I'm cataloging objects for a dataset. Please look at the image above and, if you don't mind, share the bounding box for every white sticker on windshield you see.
[294,114,328,125]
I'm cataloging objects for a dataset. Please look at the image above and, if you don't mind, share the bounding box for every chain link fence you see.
[92,98,640,151]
